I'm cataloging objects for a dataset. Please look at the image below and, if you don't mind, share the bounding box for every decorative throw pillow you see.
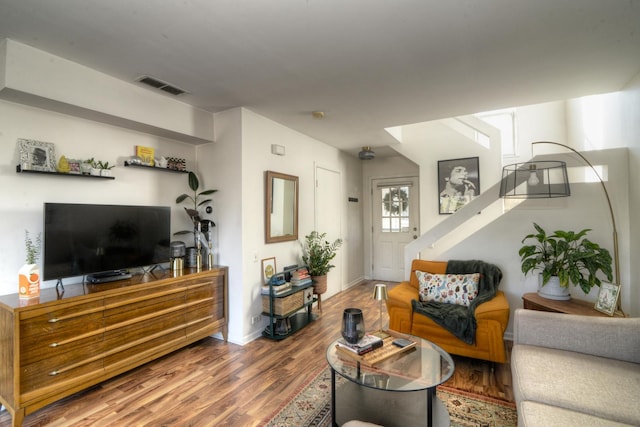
[416,271,480,307]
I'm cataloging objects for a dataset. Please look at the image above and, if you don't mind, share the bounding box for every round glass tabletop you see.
[326,334,455,392]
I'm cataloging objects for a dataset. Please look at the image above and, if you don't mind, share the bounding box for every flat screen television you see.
[43,203,171,281]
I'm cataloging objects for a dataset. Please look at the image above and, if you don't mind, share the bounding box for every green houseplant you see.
[175,171,218,253]
[301,231,343,295]
[519,222,613,296]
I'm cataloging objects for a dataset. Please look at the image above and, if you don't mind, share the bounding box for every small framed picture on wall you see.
[261,257,277,285]
[438,156,480,214]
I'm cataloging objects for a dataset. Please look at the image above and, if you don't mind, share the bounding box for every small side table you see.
[522,292,625,317]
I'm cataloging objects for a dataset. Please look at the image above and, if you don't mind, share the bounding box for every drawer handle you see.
[48,318,59,323]
[49,370,58,376]
[49,342,59,348]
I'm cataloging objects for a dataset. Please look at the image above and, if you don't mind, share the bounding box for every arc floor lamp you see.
[499,141,622,313]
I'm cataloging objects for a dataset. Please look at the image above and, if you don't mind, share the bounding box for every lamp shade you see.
[372,283,388,301]
[499,161,570,198]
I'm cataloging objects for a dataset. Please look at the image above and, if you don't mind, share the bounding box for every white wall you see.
[0,100,197,294]
[203,108,365,344]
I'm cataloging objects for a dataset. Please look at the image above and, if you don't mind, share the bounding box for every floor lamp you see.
[499,141,623,314]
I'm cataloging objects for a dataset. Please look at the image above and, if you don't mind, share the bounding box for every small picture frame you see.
[18,138,57,172]
[261,257,277,285]
[438,156,480,214]
[594,282,620,316]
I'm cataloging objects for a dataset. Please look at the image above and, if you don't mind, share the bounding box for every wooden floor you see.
[0,281,513,427]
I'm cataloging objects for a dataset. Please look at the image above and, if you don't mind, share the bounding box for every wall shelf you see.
[124,162,188,174]
[16,165,115,180]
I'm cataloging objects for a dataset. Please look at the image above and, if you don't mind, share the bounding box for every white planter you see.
[90,168,101,176]
[100,169,112,177]
[538,275,570,300]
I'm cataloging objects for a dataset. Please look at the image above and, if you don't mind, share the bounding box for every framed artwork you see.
[18,139,57,172]
[438,156,480,214]
[594,282,620,316]
[261,257,277,285]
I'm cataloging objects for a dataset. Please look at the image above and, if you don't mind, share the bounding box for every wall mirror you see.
[265,170,299,244]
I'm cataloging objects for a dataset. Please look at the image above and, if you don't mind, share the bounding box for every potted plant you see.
[519,222,613,300]
[301,231,343,296]
[175,171,217,265]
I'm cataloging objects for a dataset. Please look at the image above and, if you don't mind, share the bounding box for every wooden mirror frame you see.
[265,170,299,243]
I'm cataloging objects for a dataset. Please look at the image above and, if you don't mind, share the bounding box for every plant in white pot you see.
[519,222,613,300]
[301,231,343,297]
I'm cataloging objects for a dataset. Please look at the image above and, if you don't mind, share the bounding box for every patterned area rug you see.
[262,365,517,427]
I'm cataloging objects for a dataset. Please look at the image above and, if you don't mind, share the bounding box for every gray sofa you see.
[511,308,640,426]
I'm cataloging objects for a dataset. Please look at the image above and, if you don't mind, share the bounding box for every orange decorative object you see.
[18,263,40,299]
[386,259,510,363]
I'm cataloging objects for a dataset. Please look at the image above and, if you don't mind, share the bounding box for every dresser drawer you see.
[104,289,185,327]
[103,309,186,350]
[21,355,103,396]
[21,330,104,366]
[19,300,104,338]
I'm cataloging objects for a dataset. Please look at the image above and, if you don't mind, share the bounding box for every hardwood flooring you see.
[0,281,513,427]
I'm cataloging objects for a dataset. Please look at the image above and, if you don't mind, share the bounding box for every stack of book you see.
[336,334,384,355]
[291,267,312,286]
[261,282,292,295]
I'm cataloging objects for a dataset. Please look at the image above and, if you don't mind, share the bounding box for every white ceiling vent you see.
[136,75,188,96]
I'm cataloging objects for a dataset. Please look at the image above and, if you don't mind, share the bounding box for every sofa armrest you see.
[513,308,640,364]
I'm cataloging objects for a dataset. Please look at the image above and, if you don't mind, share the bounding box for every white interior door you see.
[316,166,342,297]
[372,177,419,281]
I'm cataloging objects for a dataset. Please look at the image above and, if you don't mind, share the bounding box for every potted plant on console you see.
[301,231,342,311]
[175,171,217,268]
[519,222,613,300]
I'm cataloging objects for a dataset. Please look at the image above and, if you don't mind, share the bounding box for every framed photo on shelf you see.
[594,282,620,316]
[437,156,480,214]
[261,257,276,285]
[18,138,57,172]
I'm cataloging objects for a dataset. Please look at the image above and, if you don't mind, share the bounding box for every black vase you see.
[342,308,365,344]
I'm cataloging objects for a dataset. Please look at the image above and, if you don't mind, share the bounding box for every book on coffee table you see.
[336,334,383,355]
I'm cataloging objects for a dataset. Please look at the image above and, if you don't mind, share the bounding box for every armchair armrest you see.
[513,308,640,364]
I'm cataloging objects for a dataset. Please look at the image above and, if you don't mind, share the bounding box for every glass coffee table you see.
[326,333,454,427]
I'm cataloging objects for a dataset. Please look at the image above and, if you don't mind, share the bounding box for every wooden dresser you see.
[0,266,228,427]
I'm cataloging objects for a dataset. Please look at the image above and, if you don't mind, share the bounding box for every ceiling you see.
[1,1,639,156]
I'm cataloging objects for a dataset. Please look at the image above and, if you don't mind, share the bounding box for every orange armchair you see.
[386,259,510,363]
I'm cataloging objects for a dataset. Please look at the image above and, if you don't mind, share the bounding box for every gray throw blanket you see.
[411,260,502,344]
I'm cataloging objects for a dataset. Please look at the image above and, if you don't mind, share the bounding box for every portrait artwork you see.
[438,157,480,214]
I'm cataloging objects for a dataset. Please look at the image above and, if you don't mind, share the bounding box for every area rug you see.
[262,365,517,427]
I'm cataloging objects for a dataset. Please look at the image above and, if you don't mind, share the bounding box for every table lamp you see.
[372,283,388,337]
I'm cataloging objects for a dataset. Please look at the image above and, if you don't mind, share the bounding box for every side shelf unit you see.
[262,265,316,340]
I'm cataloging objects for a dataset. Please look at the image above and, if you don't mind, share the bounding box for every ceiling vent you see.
[358,146,376,160]
[136,75,188,96]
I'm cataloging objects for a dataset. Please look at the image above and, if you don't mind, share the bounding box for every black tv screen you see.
[43,203,171,281]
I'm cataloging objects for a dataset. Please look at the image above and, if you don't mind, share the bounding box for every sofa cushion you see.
[512,344,640,425]
[520,401,635,427]
[416,271,479,306]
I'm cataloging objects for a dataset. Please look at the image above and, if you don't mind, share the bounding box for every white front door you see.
[372,177,419,281]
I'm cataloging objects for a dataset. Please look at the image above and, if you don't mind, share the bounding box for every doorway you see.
[315,166,343,297]
[371,177,419,281]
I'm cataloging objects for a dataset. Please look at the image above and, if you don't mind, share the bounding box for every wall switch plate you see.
[251,315,262,325]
